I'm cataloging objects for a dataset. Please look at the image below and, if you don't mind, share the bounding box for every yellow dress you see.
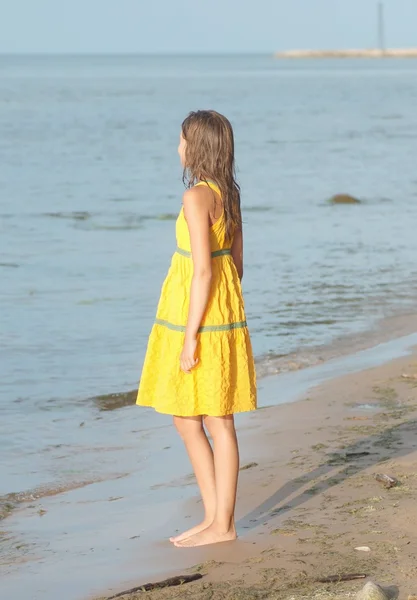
[136,181,257,417]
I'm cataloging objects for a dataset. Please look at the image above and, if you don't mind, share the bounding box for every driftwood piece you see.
[106,574,203,599]
[374,473,399,489]
[346,452,371,459]
[316,573,367,584]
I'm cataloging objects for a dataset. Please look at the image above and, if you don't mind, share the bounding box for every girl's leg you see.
[170,415,216,542]
[174,414,238,547]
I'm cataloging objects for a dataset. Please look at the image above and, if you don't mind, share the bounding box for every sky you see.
[0,0,416,54]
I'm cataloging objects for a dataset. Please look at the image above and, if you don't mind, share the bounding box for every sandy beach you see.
[89,343,417,600]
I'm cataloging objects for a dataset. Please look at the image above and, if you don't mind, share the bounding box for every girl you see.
[137,110,257,548]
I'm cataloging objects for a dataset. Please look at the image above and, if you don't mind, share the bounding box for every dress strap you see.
[194,180,221,195]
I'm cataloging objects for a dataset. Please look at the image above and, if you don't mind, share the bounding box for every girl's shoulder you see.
[182,185,211,217]
[183,182,217,206]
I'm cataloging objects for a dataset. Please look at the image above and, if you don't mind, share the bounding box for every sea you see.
[1,54,417,598]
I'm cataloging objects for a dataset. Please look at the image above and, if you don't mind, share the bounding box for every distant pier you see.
[274,48,417,59]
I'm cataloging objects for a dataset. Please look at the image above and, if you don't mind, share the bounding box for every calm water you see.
[2,55,417,498]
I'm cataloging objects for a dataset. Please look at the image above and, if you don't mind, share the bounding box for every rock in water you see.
[356,582,399,600]
[329,194,361,204]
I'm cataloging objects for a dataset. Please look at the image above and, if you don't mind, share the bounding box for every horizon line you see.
[0,51,274,57]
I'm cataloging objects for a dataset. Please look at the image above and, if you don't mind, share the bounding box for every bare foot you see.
[174,523,237,547]
[170,520,212,543]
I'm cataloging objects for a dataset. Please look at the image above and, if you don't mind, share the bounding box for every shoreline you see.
[274,48,417,59]
[2,320,417,599]
[257,311,417,379]
[3,311,417,521]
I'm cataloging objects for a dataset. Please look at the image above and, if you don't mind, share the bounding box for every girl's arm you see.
[231,227,243,280]
[181,188,212,373]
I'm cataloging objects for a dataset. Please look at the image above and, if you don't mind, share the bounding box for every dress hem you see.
[136,401,257,417]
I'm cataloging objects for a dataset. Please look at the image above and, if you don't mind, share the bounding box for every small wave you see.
[279,318,338,328]
[244,206,274,213]
[132,213,177,222]
[42,211,91,221]
[77,297,127,306]
[0,262,20,268]
[379,114,404,121]
[0,476,125,522]
[74,216,144,231]
[108,196,136,203]
[40,210,177,229]
[255,352,325,379]
[311,282,355,292]
[154,213,177,221]
[385,132,417,140]
[366,196,394,205]
[73,213,177,231]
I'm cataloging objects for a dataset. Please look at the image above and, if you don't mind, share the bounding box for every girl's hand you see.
[180,337,198,374]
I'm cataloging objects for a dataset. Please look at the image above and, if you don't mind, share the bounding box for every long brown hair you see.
[181,110,241,241]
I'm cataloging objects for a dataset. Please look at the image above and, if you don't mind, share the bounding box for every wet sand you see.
[2,331,417,599]
[93,350,417,600]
